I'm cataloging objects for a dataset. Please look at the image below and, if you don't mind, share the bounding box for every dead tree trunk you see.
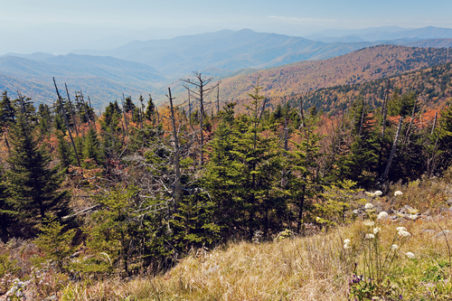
[381,82,390,140]
[382,116,403,184]
[64,83,80,137]
[53,77,81,167]
[378,82,390,169]
[121,93,129,134]
[431,112,438,135]
[182,73,213,167]
[358,99,366,137]
[403,99,417,145]
[216,81,220,115]
[168,87,182,205]
[281,99,289,188]
[299,96,305,129]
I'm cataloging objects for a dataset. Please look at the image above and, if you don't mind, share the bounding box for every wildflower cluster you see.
[348,202,418,299]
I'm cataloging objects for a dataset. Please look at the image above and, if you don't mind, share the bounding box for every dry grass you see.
[62,213,452,300]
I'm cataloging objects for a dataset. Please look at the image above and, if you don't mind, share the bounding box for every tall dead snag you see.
[64,83,79,137]
[358,98,366,137]
[299,96,305,129]
[185,87,193,130]
[403,98,417,145]
[168,87,182,205]
[216,81,221,115]
[182,72,214,167]
[121,93,129,133]
[53,77,81,167]
[378,81,390,169]
[431,112,438,135]
[281,97,289,188]
[249,80,266,190]
[382,116,403,184]
[381,81,390,140]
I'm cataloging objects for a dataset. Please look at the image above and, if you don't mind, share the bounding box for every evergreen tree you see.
[203,103,249,239]
[0,92,16,152]
[0,92,15,130]
[37,103,52,137]
[5,107,69,237]
[123,96,135,113]
[286,108,322,232]
[144,95,155,122]
[341,99,379,187]
[82,127,104,167]
[0,167,14,242]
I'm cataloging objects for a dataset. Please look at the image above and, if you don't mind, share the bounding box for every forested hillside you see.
[0,66,451,298]
[301,62,452,113]
[218,45,452,103]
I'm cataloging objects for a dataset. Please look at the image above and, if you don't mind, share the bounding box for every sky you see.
[0,0,451,54]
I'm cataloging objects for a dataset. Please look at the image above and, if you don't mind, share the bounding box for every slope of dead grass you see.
[63,213,452,300]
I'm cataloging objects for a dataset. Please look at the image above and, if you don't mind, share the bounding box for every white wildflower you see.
[377,211,389,220]
[407,214,418,221]
[405,252,415,259]
[391,244,399,251]
[394,190,403,196]
[373,227,381,235]
[374,190,383,197]
[363,220,375,227]
[396,226,407,232]
[364,203,374,210]
[352,209,359,215]
[398,229,411,237]
[343,238,351,249]
[365,233,375,239]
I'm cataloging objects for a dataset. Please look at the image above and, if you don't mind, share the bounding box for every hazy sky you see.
[1,0,451,54]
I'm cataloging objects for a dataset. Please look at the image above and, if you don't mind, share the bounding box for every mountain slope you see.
[302,62,452,113]
[0,54,163,83]
[217,45,452,105]
[0,54,165,108]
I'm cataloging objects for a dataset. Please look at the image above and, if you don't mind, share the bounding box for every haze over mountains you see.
[0,26,451,108]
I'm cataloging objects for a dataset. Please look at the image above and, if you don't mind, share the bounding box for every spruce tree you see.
[0,92,15,153]
[0,92,15,130]
[0,167,14,242]
[82,127,103,167]
[286,108,322,232]
[341,99,379,188]
[6,106,69,237]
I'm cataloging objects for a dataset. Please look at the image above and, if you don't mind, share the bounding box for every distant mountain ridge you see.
[0,28,451,108]
[85,29,371,78]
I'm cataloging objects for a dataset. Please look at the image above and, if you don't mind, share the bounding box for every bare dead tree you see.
[403,97,417,145]
[64,83,80,137]
[378,81,391,169]
[281,97,290,188]
[381,80,390,140]
[168,87,182,205]
[358,98,366,137]
[216,81,221,114]
[182,72,214,166]
[53,77,81,167]
[299,96,305,129]
[431,112,438,135]
[382,116,403,186]
[121,93,129,134]
[139,95,145,129]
